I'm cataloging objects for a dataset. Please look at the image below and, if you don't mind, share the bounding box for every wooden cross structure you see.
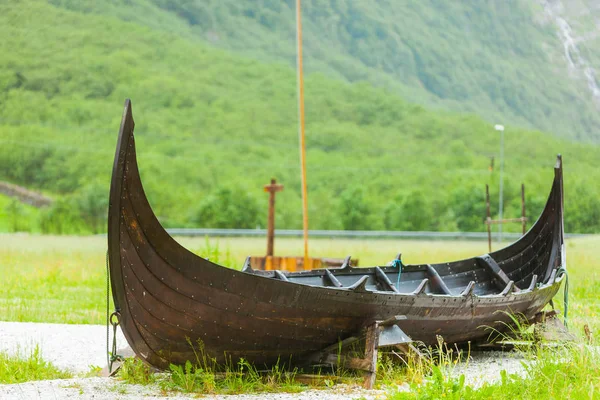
[307,315,416,389]
[485,183,527,253]
[264,178,284,256]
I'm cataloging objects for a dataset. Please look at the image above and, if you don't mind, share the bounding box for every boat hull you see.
[108,100,565,369]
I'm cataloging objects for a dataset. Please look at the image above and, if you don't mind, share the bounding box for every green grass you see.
[119,357,157,386]
[117,349,305,395]
[0,345,72,384]
[387,344,600,399]
[0,194,40,233]
[112,332,600,398]
[0,234,108,324]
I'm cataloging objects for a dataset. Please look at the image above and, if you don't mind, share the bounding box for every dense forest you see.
[1,1,599,235]
[49,0,600,142]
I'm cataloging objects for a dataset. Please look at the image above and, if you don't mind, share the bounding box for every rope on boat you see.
[557,266,569,328]
[106,250,110,371]
[392,258,403,290]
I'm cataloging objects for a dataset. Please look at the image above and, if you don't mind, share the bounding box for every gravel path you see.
[0,378,384,400]
[0,322,528,399]
[0,321,126,373]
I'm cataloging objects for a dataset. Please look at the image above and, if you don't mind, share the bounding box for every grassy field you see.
[1,233,599,397]
[0,233,598,340]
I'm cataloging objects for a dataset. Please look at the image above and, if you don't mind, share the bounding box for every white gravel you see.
[454,350,526,388]
[0,322,528,399]
[0,378,384,400]
[0,321,126,373]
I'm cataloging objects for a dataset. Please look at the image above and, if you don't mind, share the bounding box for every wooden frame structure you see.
[485,183,528,252]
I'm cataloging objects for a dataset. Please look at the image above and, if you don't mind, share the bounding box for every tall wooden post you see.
[362,322,380,389]
[521,184,526,235]
[485,184,492,253]
[264,179,284,257]
[484,183,527,249]
[296,0,309,266]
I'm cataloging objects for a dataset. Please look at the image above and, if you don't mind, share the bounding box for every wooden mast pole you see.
[296,0,309,267]
[264,178,284,257]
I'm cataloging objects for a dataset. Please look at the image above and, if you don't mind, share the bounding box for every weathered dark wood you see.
[311,336,360,358]
[411,279,429,295]
[460,281,476,296]
[339,255,352,270]
[426,265,452,295]
[379,315,407,327]
[317,353,372,371]
[527,275,538,291]
[108,100,566,374]
[324,269,343,287]
[476,254,513,292]
[500,281,515,296]
[348,275,370,292]
[374,267,399,293]
[242,256,252,272]
[362,322,379,389]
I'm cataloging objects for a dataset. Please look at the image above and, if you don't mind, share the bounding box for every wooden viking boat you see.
[108,99,566,370]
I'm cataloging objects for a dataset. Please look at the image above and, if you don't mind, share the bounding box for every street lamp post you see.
[495,124,505,243]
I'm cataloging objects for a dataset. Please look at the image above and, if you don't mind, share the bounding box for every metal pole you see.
[496,125,505,243]
[296,0,309,268]
[485,184,492,253]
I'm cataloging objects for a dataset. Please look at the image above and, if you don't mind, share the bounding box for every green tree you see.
[73,183,109,234]
[566,182,600,233]
[192,187,260,229]
[384,190,433,231]
[449,185,486,232]
[5,200,29,232]
[39,198,84,234]
[339,187,371,230]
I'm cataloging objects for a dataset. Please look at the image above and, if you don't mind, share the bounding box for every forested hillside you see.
[49,0,600,142]
[1,1,599,235]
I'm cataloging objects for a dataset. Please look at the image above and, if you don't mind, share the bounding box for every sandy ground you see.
[0,321,527,399]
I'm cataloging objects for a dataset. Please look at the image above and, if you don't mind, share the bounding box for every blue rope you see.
[557,266,569,328]
[392,258,403,290]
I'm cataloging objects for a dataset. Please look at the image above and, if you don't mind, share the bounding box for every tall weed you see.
[0,345,72,384]
[118,357,156,385]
